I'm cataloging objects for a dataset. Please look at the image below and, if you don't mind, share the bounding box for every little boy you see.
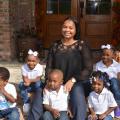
[0,67,19,120]
[43,69,70,120]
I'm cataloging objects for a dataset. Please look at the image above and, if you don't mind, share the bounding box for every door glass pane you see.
[86,0,111,15]
[59,0,71,14]
[47,0,58,14]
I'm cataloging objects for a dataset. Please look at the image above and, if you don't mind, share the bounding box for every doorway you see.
[35,0,112,49]
[79,0,112,49]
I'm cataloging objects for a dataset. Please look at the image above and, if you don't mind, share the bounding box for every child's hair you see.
[48,69,63,82]
[0,67,10,81]
[90,71,110,88]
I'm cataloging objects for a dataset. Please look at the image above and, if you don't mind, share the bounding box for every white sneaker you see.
[23,103,30,113]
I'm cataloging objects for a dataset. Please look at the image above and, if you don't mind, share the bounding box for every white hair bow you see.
[28,49,38,56]
[101,44,111,49]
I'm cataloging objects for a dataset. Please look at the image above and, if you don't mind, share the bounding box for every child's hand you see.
[89,113,98,120]
[51,109,60,119]
[24,81,31,86]
[67,109,73,118]
[98,113,106,120]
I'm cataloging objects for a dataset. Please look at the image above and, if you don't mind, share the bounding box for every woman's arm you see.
[79,41,93,81]
[45,43,56,81]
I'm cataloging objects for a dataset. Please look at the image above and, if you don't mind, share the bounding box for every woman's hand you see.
[64,79,75,92]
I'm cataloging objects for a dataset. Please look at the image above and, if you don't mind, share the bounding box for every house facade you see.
[0,0,114,61]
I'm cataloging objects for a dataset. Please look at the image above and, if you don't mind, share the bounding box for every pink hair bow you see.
[101,44,111,49]
[28,49,38,56]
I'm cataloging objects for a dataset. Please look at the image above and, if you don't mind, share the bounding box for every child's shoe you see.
[114,106,120,118]
[23,103,30,113]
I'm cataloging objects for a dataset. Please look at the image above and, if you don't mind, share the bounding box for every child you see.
[43,69,70,120]
[19,49,44,113]
[0,67,19,120]
[88,71,117,120]
[114,50,120,63]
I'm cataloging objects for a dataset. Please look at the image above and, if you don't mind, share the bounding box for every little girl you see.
[88,71,117,120]
[19,49,44,113]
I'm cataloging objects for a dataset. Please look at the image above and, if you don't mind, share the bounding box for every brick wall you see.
[0,0,35,61]
[0,0,13,61]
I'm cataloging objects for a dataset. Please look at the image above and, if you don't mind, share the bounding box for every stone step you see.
[0,62,22,83]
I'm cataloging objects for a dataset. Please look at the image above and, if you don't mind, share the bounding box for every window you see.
[86,0,111,15]
[47,0,71,15]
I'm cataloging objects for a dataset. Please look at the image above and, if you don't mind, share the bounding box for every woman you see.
[45,16,93,120]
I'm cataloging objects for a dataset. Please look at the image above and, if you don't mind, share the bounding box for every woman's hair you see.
[90,70,110,88]
[64,16,80,40]
[0,67,10,81]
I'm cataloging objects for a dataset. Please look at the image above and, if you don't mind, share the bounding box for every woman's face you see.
[62,20,76,40]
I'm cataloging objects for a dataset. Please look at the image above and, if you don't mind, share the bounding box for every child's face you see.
[102,49,113,63]
[114,51,120,63]
[92,78,104,94]
[0,77,7,87]
[26,55,38,70]
[48,73,62,91]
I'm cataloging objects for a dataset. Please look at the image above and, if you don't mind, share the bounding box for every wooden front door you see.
[36,0,78,48]
[36,0,112,49]
[79,0,112,49]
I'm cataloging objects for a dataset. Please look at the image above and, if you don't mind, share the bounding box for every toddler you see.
[19,49,44,113]
[0,67,19,120]
[88,71,117,120]
[43,69,70,120]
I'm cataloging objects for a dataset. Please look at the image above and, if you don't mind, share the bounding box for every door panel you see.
[45,17,64,48]
[80,0,112,49]
[44,0,78,48]
[86,22,111,36]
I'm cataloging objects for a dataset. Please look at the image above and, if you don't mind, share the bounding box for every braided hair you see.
[90,70,110,89]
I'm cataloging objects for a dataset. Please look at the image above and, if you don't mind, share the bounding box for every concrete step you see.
[0,61,22,83]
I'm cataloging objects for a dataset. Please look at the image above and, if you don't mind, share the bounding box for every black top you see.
[45,40,93,84]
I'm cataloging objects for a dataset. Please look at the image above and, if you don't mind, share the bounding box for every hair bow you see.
[90,77,96,84]
[101,44,111,49]
[28,49,38,56]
